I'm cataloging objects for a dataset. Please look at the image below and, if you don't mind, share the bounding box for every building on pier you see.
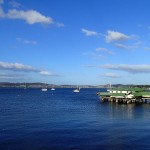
[97,87,150,104]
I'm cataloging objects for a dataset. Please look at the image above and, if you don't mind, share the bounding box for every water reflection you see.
[105,103,150,120]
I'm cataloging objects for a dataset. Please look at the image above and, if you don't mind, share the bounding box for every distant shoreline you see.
[0,82,102,88]
[0,82,150,89]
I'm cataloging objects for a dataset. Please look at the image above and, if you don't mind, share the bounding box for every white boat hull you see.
[73,89,80,93]
[41,88,47,91]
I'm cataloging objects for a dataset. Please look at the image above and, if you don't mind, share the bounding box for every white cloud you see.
[55,22,64,27]
[96,47,115,55]
[39,71,61,76]
[81,28,98,36]
[0,6,4,17]
[144,47,150,51]
[0,1,64,26]
[83,52,105,60]
[83,64,96,68]
[6,9,53,24]
[0,73,25,79]
[9,0,21,8]
[24,40,37,45]
[0,61,39,72]
[103,73,121,78]
[115,43,138,50]
[0,61,61,77]
[0,0,4,17]
[106,30,130,43]
[17,38,37,45]
[39,71,53,76]
[102,64,150,74]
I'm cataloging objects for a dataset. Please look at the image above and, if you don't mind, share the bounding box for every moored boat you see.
[41,88,47,91]
[73,88,80,93]
[41,83,48,91]
[51,88,55,91]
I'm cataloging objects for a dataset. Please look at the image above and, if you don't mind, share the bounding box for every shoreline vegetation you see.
[0,82,150,89]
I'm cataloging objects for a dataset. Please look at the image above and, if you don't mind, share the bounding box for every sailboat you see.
[51,87,55,91]
[73,88,80,93]
[41,88,47,91]
[73,82,80,93]
[51,84,55,91]
[107,83,111,92]
[24,82,27,89]
[41,83,48,91]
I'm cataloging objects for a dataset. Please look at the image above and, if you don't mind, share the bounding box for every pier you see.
[97,87,150,104]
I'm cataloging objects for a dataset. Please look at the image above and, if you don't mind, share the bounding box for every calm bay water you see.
[0,88,150,150]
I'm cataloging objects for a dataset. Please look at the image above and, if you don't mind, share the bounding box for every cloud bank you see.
[102,64,150,73]
[0,61,59,76]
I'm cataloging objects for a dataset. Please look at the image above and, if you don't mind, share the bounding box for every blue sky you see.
[1,0,150,85]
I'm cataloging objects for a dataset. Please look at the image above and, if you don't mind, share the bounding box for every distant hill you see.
[0,82,149,88]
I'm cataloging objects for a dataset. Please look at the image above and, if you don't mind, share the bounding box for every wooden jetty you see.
[97,87,150,104]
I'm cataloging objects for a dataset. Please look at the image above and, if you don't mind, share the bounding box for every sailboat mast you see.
[110,82,111,90]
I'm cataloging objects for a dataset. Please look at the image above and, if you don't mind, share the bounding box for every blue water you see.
[0,88,150,150]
